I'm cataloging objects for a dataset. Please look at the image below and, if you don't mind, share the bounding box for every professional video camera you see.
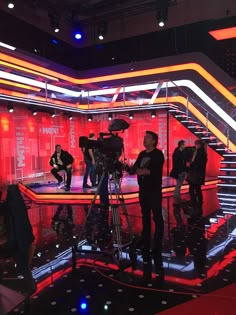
[79,119,130,175]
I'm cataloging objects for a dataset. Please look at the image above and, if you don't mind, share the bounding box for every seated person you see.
[49,144,74,191]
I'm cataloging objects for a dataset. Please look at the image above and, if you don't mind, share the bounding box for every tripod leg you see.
[113,174,134,239]
[111,205,123,260]
[72,171,107,266]
[113,174,137,270]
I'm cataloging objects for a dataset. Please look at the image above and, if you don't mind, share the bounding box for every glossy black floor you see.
[2,188,236,315]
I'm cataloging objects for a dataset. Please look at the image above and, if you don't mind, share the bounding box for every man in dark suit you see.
[50,145,74,191]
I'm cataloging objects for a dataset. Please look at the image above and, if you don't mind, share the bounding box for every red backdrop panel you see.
[0,106,221,188]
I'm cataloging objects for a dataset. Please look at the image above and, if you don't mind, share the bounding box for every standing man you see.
[50,144,74,191]
[131,131,164,270]
[188,139,207,212]
[82,133,97,189]
[170,140,188,204]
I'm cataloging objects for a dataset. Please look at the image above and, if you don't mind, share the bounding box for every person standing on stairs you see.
[187,139,207,213]
[170,140,188,204]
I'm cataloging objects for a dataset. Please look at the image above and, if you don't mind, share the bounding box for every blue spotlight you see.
[75,32,82,40]
[80,302,87,310]
[51,39,59,45]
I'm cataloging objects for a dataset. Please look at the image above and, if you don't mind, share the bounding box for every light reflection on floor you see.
[1,188,236,315]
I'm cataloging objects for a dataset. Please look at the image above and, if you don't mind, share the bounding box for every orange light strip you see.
[0,59,58,82]
[0,79,40,92]
[0,87,78,108]
[18,180,218,204]
[1,86,234,150]
[0,52,236,107]
[209,26,236,40]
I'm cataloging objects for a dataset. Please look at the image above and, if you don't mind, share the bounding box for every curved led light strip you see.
[1,89,234,151]
[81,80,236,131]
[0,69,235,132]
[0,60,58,81]
[0,70,82,97]
[0,52,235,107]
[0,78,40,92]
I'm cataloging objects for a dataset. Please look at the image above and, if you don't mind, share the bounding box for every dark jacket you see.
[188,147,207,185]
[170,148,188,179]
[132,148,164,191]
[49,150,74,167]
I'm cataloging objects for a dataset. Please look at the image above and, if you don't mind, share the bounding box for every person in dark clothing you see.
[82,133,96,189]
[170,140,188,204]
[49,144,74,191]
[187,139,207,211]
[131,131,164,270]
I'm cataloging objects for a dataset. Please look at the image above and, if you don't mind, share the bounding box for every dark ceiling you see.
[0,1,235,79]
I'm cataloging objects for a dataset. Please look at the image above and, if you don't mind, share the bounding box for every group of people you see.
[49,132,207,273]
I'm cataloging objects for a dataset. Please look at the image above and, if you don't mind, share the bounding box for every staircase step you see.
[220,161,236,164]
[223,154,236,157]
[218,192,236,197]
[218,175,236,179]
[220,168,236,171]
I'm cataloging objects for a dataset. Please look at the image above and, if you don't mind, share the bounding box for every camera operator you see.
[129,131,164,270]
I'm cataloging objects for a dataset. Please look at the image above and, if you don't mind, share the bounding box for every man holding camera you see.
[131,131,164,271]
[50,144,74,191]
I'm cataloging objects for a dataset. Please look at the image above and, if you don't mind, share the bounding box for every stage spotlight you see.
[8,103,14,113]
[156,0,168,28]
[33,110,37,116]
[129,113,134,120]
[51,112,55,118]
[8,2,14,9]
[75,32,82,40]
[51,38,59,45]
[80,302,87,310]
[151,110,156,118]
[69,115,73,120]
[97,22,107,41]
[108,113,113,121]
[48,12,60,33]
[88,115,92,122]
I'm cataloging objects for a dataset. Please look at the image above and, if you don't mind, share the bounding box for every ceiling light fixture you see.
[8,103,14,113]
[97,22,107,41]
[8,2,14,9]
[156,0,169,28]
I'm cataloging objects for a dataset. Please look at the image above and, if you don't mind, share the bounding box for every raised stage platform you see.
[18,174,218,204]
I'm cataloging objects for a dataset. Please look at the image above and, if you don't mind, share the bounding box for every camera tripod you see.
[72,169,136,271]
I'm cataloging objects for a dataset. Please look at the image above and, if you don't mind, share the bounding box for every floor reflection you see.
[1,188,236,315]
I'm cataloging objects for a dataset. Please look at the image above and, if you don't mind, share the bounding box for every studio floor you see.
[1,188,236,315]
